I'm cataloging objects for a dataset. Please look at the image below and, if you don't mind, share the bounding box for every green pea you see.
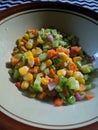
[67,96,76,104]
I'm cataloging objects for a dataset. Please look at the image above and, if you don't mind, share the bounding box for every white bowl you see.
[0,2,98,129]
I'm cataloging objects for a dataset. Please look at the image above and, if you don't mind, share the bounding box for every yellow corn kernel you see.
[17,38,23,43]
[25,42,33,49]
[73,56,82,63]
[25,51,33,57]
[24,33,30,40]
[46,59,52,66]
[24,33,29,40]
[76,77,85,84]
[41,77,49,86]
[73,71,84,78]
[17,38,24,47]
[32,49,36,56]
[21,81,29,89]
[32,47,42,56]
[73,71,85,84]
[25,39,34,49]
[28,56,34,67]
[68,58,73,64]
[59,52,72,63]
[57,69,66,76]
[59,52,68,60]
[37,38,44,44]
[23,73,33,81]
[19,66,29,76]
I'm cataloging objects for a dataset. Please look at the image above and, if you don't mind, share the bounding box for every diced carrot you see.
[54,75,59,85]
[79,84,86,92]
[39,92,47,100]
[68,63,78,72]
[85,94,94,100]
[71,46,81,53]
[70,46,81,57]
[33,66,39,73]
[11,56,19,65]
[20,46,27,51]
[49,68,55,75]
[56,47,70,55]
[28,29,38,37]
[17,61,23,67]
[29,66,39,74]
[12,49,19,56]
[28,68,34,73]
[47,49,57,59]
[34,57,40,65]
[22,39,28,44]
[54,98,64,106]
[15,82,22,88]
[64,49,70,55]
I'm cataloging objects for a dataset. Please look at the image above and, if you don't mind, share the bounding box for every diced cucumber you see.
[39,53,47,61]
[66,77,80,90]
[40,62,46,71]
[81,64,94,74]
[33,77,43,92]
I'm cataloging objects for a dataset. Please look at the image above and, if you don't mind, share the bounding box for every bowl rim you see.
[0,1,98,21]
[0,2,98,129]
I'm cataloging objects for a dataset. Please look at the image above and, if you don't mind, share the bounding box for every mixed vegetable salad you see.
[8,28,95,106]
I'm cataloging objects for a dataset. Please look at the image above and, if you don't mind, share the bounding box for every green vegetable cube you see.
[66,77,80,90]
[33,77,43,92]
[39,53,47,61]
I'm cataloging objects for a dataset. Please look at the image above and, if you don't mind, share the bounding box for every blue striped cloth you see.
[0,0,98,12]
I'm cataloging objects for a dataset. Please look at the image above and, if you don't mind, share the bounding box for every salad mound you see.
[8,28,94,106]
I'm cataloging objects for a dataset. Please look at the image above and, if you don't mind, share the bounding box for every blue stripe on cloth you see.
[0,0,98,12]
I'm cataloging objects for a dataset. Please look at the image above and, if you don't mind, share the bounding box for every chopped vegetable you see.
[33,77,43,92]
[67,96,76,104]
[39,53,47,61]
[21,81,29,89]
[81,64,94,74]
[19,66,29,76]
[8,28,95,106]
[47,34,54,42]
[75,92,84,101]
[49,68,55,75]
[15,82,22,88]
[48,82,56,91]
[47,49,57,59]
[39,92,47,100]
[85,94,94,100]
[66,77,80,90]
[54,98,64,106]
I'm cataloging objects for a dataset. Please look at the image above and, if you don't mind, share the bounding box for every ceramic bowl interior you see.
[0,2,98,129]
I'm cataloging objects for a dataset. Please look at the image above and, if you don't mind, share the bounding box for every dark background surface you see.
[0,0,98,12]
